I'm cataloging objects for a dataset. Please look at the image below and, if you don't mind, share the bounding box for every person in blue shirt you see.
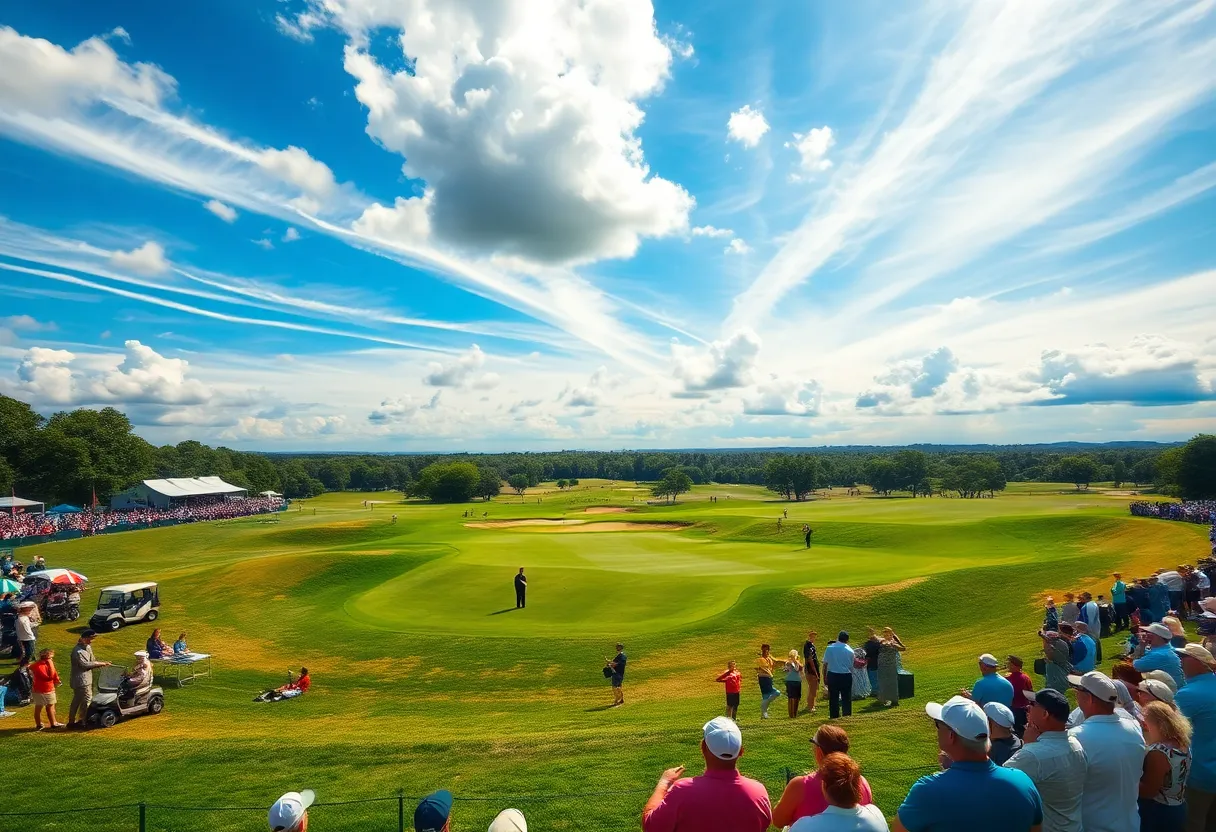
[1071,623,1096,673]
[969,654,1014,708]
[895,696,1042,832]
[1111,572,1129,631]
[1147,577,1171,624]
[823,631,857,719]
[1175,643,1216,830]
[1134,623,1186,690]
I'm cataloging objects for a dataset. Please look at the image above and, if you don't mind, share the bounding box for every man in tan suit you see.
[67,630,110,730]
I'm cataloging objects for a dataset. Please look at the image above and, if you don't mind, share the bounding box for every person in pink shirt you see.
[641,717,772,832]
[716,661,742,720]
[772,724,873,827]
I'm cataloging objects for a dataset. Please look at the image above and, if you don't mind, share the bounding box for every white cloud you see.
[252,238,274,250]
[422,344,498,389]
[282,227,301,243]
[0,25,174,116]
[255,145,336,203]
[1,315,55,332]
[109,241,168,276]
[725,238,751,255]
[1034,336,1215,406]
[9,340,210,407]
[305,0,692,265]
[204,199,237,223]
[691,225,733,238]
[672,330,761,393]
[743,377,823,417]
[221,414,346,440]
[352,193,432,246]
[727,105,770,148]
[786,126,834,177]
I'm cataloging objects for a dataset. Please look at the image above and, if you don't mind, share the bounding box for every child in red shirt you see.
[1004,655,1034,737]
[716,661,742,720]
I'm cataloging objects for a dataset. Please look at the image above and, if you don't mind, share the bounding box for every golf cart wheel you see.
[148,695,164,715]
[100,710,118,728]
[108,618,122,632]
[67,607,80,621]
[146,609,159,622]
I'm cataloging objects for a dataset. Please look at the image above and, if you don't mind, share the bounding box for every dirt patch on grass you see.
[584,507,634,514]
[465,519,686,532]
[799,576,928,602]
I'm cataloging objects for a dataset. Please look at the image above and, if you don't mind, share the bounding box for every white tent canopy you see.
[259,490,282,497]
[110,476,248,510]
[0,496,44,514]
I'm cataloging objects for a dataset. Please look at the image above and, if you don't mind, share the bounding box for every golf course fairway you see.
[1,481,1208,832]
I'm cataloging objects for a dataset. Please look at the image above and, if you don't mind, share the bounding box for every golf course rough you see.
[2,481,1208,832]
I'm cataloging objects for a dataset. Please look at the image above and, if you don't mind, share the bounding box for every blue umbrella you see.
[0,578,22,594]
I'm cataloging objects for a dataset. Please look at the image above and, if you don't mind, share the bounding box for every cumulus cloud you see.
[9,340,210,406]
[0,25,174,116]
[1,315,55,332]
[352,193,432,246]
[743,377,823,417]
[1034,336,1215,406]
[672,330,761,393]
[282,227,301,243]
[221,414,346,440]
[563,366,613,410]
[857,346,961,409]
[786,126,834,177]
[291,0,692,264]
[255,145,337,210]
[204,199,238,223]
[727,105,770,148]
[422,345,499,389]
[109,241,169,276]
[252,238,274,250]
[725,238,752,255]
[691,225,733,238]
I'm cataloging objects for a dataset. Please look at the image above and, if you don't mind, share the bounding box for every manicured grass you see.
[2,482,1207,831]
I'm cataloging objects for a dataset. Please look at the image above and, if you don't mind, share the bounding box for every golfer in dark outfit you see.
[514,568,527,608]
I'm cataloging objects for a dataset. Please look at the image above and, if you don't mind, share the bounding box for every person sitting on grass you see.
[772,725,872,829]
[145,628,171,659]
[641,717,772,832]
[268,789,314,832]
[279,667,311,697]
[173,632,189,655]
[716,661,741,720]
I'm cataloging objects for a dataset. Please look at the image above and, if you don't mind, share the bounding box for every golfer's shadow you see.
[584,703,619,712]
[488,607,521,616]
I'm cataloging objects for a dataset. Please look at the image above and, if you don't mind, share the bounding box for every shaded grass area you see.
[1,483,1207,831]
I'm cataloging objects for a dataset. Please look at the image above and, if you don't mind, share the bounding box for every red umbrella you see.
[27,568,88,585]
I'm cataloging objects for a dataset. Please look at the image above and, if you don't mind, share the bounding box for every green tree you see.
[475,468,502,501]
[1131,457,1156,487]
[317,460,350,492]
[863,458,899,495]
[764,456,795,500]
[1111,459,1128,488]
[556,479,569,489]
[412,462,481,503]
[893,450,929,496]
[1178,435,1216,500]
[790,456,820,501]
[652,469,692,504]
[1057,455,1099,490]
[508,473,530,495]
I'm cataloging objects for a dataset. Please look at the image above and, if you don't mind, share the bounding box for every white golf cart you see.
[87,664,165,728]
[89,582,160,632]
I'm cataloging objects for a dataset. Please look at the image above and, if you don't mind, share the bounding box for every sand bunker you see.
[799,576,927,602]
[584,506,634,514]
[465,519,685,532]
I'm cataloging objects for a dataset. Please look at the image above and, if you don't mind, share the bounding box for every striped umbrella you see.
[0,577,21,593]
[26,568,88,585]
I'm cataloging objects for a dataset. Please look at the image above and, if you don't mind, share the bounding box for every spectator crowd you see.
[0,496,284,542]
[1131,500,1216,526]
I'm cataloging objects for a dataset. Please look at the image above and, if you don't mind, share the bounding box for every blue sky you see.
[0,0,1214,450]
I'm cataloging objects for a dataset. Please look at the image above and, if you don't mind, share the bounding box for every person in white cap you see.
[1142,669,1180,694]
[487,808,527,832]
[1173,642,1216,831]
[122,650,153,694]
[893,696,1042,832]
[15,602,36,662]
[967,654,1014,708]
[1066,672,1145,832]
[1134,678,1176,709]
[641,716,771,832]
[269,789,314,831]
[1134,622,1187,690]
[983,703,1022,766]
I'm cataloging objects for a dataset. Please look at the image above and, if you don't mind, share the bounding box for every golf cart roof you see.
[99,582,157,593]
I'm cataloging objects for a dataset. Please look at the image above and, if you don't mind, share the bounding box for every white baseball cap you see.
[702,716,743,760]
[133,650,148,658]
[1068,671,1118,703]
[1142,670,1180,693]
[978,653,999,667]
[269,790,315,831]
[1143,623,1172,640]
[488,808,528,832]
[1139,679,1176,705]
[926,696,989,741]
[983,702,1016,729]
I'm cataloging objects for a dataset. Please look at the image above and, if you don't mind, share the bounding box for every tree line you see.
[1,395,1212,505]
